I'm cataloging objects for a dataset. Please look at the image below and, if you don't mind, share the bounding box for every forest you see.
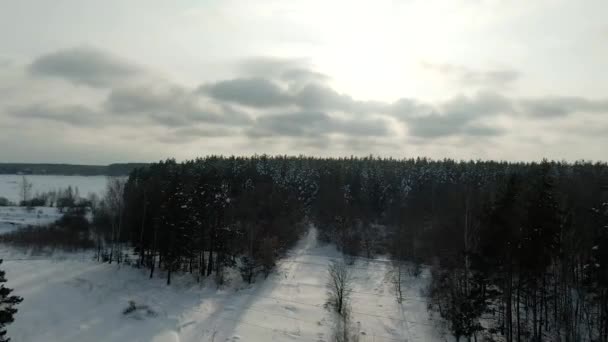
[5,156,607,341]
[0,163,146,176]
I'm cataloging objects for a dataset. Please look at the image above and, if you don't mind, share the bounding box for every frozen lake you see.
[0,174,108,203]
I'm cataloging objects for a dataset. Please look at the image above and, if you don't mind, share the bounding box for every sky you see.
[0,0,607,164]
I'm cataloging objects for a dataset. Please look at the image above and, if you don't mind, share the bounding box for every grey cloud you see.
[407,113,469,138]
[249,111,389,138]
[8,103,102,127]
[105,86,251,127]
[400,92,512,138]
[462,125,505,137]
[390,98,434,120]
[281,68,329,84]
[239,57,328,82]
[337,118,389,136]
[198,78,291,108]
[294,83,353,110]
[519,96,608,118]
[200,77,385,114]
[156,127,236,144]
[249,111,329,137]
[173,127,237,138]
[292,82,387,113]
[422,62,520,87]
[442,91,513,118]
[28,47,142,87]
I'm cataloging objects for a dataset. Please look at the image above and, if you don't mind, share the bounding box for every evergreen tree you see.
[0,259,22,342]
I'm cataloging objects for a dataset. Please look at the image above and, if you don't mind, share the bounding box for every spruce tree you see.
[0,259,23,342]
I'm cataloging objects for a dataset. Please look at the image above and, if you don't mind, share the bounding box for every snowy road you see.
[1,228,444,341]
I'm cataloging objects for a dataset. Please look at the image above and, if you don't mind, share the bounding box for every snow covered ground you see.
[0,206,63,234]
[1,228,445,342]
[0,174,107,203]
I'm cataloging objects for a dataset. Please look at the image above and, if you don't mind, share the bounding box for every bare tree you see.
[105,177,126,263]
[327,260,360,342]
[19,176,32,205]
[332,308,360,342]
[394,262,404,304]
[327,260,352,316]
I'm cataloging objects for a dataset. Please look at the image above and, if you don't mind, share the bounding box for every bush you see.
[122,300,157,319]
[0,197,10,206]
[19,198,46,207]
[0,225,94,251]
[0,210,93,251]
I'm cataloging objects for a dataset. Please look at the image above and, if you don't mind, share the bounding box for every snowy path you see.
[1,227,444,341]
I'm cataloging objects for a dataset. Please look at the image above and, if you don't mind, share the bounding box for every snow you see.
[1,228,443,342]
[0,174,107,203]
[0,206,63,234]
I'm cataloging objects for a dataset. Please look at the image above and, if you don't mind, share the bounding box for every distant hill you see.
[0,163,148,176]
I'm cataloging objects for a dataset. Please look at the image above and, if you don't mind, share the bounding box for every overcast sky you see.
[1,0,607,164]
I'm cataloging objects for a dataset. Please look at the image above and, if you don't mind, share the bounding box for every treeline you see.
[93,156,606,341]
[0,163,146,176]
[422,162,608,342]
[19,185,90,210]
[95,158,307,285]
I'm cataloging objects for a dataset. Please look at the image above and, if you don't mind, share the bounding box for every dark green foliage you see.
[0,259,23,342]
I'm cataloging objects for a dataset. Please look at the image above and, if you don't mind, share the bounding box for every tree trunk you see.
[167,261,172,285]
[517,275,521,342]
[149,253,155,278]
[207,249,214,276]
[109,222,116,264]
[506,267,513,342]
[138,191,147,267]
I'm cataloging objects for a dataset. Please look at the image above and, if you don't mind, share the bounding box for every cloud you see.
[422,62,520,88]
[442,91,513,118]
[198,78,291,108]
[155,127,237,144]
[390,98,434,120]
[173,127,237,138]
[238,56,328,84]
[280,68,329,84]
[293,83,353,110]
[461,124,505,137]
[0,57,12,68]
[8,103,102,127]
[28,47,143,87]
[519,96,608,118]
[8,47,608,160]
[291,83,387,114]
[398,91,512,138]
[105,86,251,126]
[200,77,385,114]
[248,111,389,138]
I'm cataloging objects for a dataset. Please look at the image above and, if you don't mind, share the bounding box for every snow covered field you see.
[0,174,107,203]
[0,206,63,234]
[1,228,445,342]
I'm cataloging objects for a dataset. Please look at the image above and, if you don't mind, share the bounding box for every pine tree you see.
[0,259,23,342]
